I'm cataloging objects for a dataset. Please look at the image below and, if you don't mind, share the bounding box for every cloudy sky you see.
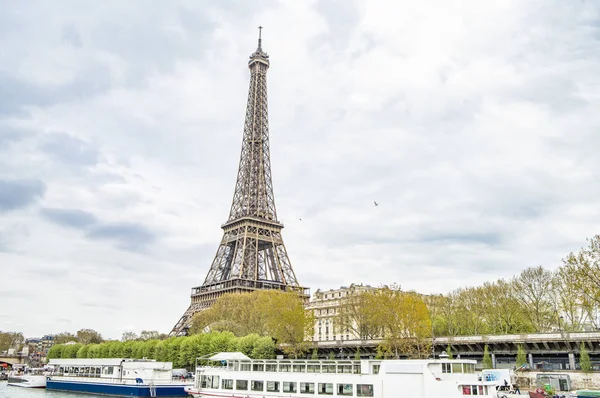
[1,0,599,340]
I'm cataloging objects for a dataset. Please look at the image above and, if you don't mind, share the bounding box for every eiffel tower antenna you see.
[170,28,309,336]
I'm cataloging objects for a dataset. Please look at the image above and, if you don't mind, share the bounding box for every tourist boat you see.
[46,358,190,397]
[184,352,497,397]
[7,367,49,388]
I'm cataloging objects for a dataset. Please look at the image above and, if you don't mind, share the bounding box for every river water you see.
[0,381,95,398]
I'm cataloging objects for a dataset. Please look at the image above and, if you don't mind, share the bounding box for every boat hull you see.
[47,379,189,397]
[7,375,47,388]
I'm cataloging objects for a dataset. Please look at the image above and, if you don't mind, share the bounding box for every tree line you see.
[46,331,275,369]
[427,235,600,337]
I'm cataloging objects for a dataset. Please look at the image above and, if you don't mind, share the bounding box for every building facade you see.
[306,284,375,342]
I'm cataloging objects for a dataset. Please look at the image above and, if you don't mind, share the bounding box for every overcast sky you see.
[1,0,599,340]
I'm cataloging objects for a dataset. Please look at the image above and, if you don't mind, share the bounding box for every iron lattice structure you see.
[170,29,309,336]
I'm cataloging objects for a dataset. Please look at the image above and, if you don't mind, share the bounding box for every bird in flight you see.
[374,201,379,206]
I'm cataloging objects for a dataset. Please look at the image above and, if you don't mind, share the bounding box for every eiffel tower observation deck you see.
[170,28,309,336]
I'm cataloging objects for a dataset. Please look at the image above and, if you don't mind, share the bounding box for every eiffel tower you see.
[170,28,309,336]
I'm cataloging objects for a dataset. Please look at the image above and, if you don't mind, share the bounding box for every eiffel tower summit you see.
[170,28,309,336]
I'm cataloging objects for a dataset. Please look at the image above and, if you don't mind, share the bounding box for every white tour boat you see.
[7,367,49,388]
[47,358,190,397]
[184,352,497,398]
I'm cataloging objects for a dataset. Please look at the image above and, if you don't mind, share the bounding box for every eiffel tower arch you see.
[170,28,309,336]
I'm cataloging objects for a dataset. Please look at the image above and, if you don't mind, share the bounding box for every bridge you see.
[0,355,25,367]
[313,331,600,369]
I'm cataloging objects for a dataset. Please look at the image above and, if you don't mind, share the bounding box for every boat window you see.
[322,364,336,373]
[337,364,352,373]
[240,363,251,371]
[300,382,315,394]
[251,380,264,391]
[267,381,280,392]
[479,386,484,395]
[442,363,452,373]
[307,364,320,373]
[353,364,361,374]
[265,364,277,372]
[279,363,291,372]
[283,382,297,393]
[337,383,353,396]
[222,379,234,390]
[452,363,463,373]
[372,365,380,374]
[252,363,264,372]
[464,364,475,373]
[211,376,220,388]
[318,383,334,395]
[293,364,306,372]
[236,380,248,390]
[357,384,374,397]
[461,385,484,395]
[462,385,472,395]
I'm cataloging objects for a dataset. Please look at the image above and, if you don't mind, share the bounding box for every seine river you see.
[0,381,97,398]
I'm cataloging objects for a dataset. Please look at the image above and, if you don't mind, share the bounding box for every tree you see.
[251,336,276,359]
[0,331,24,352]
[562,236,600,330]
[47,344,63,359]
[140,330,165,341]
[483,345,493,369]
[446,344,453,359]
[76,329,103,344]
[367,287,432,358]
[354,348,361,360]
[311,348,318,360]
[516,345,527,368]
[121,332,138,342]
[335,285,381,340]
[580,343,592,373]
[513,266,555,332]
[54,332,78,344]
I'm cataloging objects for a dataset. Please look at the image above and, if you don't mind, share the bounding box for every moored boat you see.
[47,358,190,397]
[184,352,497,398]
[7,367,50,388]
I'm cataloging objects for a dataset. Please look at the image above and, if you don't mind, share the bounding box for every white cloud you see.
[0,0,599,339]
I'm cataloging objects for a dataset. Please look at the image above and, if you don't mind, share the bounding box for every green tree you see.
[311,348,318,360]
[446,344,453,359]
[251,336,276,359]
[369,287,432,358]
[516,345,527,367]
[328,352,335,360]
[354,348,361,360]
[47,344,64,359]
[580,343,592,373]
[237,334,260,356]
[483,345,493,369]
[76,345,89,358]
[62,343,82,358]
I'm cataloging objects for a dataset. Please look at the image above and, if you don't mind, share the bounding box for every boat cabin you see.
[48,358,174,382]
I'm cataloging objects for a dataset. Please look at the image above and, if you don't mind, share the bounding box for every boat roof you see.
[208,352,251,361]
[49,358,125,366]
